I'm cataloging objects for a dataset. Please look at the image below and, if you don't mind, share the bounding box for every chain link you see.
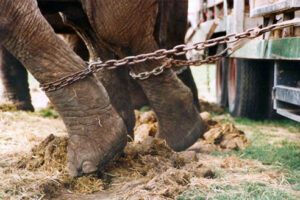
[40,19,300,92]
[129,59,172,80]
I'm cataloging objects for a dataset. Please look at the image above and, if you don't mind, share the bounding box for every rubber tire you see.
[227,58,274,119]
[215,44,229,107]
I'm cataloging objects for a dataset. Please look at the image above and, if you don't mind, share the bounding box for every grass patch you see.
[39,108,60,119]
[212,115,300,193]
[220,117,300,133]
[214,140,300,191]
[237,141,300,169]
[177,182,295,200]
[139,105,151,113]
[236,141,300,189]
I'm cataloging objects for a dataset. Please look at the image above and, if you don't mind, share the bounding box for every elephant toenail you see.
[82,161,98,174]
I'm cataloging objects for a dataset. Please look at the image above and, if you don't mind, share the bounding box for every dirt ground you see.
[0,100,299,200]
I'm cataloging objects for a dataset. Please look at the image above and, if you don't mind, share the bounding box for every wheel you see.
[216,44,229,107]
[227,58,274,119]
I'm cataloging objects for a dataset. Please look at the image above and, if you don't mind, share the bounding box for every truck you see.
[186,0,300,122]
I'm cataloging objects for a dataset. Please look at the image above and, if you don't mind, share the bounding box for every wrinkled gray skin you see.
[128,0,200,111]
[0,0,204,177]
[0,34,87,112]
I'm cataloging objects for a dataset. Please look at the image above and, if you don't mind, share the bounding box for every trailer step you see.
[275,85,300,106]
[276,108,300,122]
[273,61,300,122]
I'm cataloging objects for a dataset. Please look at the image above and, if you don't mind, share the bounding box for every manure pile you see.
[15,110,250,199]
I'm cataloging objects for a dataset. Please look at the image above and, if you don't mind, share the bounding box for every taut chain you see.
[40,19,300,92]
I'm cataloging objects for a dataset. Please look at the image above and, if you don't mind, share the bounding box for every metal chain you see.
[40,19,300,92]
[129,59,172,80]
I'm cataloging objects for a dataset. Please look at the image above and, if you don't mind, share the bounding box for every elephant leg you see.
[130,39,205,151]
[175,64,200,112]
[60,12,135,138]
[0,47,34,111]
[128,78,149,109]
[0,0,127,176]
[59,33,89,61]
[79,0,204,151]
[155,0,200,111]
[128,65,200,112]
[95,63,135,138]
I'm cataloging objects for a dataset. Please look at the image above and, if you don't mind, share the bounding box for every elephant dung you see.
[17,134,68,171]
[199,99,224,113]
[134,110,158,142]
[135,110,250,152]
[203,123,250,151]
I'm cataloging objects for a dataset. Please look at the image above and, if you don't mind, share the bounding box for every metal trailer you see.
[187,0,300,122]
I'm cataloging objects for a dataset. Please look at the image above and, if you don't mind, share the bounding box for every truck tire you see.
[227,58,274,119]
[216,44,229,107]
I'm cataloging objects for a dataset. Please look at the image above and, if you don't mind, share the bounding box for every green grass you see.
[212,131,300,191]
[38,108,60,119]
[212,123,300,190]
[177,182,295,200]
[179,139,300,199]
[179,113,300,199]
[220,117,300,133]
[237,141,300,169]
[236,141,300,190]
[139,105,151,113]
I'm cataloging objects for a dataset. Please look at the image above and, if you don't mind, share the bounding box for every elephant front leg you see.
[0,47,34,111]
[0,0,127,176]
[96,67,136,139]
[59,12,135,138]
[130,39,205,151]
[176,66,201,112]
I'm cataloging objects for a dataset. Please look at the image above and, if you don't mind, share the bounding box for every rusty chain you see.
[40,19,300,92]
[129,59,173,80]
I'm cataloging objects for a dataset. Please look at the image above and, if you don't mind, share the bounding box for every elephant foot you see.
[155,96,204,152]
[138,69,205,152]
[66,105,127,177]
[14,100,34,111]
[2,92,34,111]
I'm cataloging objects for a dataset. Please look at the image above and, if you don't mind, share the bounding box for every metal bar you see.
[277,108,300,122]
[273,61,279,110]
[250,0,300,17]
[231,37,300,60]
[275,85,300,106]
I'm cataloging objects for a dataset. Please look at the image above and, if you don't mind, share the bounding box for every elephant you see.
[0,0,204,177]
[0,33,88,112]
[0,11,89,112]
[0,0,200,112]
[115,0,200,111]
